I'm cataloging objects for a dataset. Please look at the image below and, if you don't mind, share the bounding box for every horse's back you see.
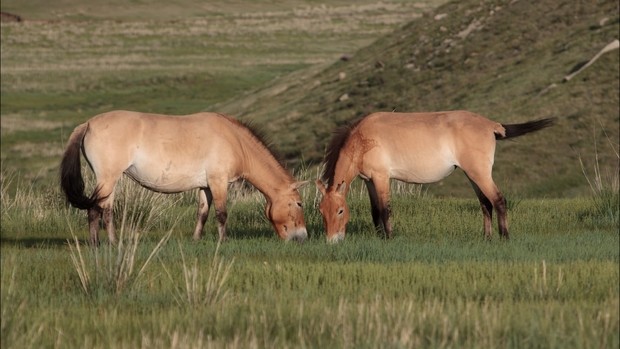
[87,110,225,133]
[355,111,501,183]
[360,111,500,134]
[82,111,242,192]
[359,111,502,149]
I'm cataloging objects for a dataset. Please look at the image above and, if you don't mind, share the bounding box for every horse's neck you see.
[241,143,292,201]
[331,145,360,193]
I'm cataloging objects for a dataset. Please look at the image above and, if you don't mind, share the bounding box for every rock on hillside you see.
[219,0,619,197]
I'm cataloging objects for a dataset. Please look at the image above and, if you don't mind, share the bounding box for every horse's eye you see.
[337,208,344,215]
[296,202,303,208]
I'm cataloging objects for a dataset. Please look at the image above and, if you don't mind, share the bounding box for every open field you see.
[1,174,619,348]
[1,0,619,347]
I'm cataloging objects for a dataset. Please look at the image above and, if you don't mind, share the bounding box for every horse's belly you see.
[124,163,207,193]
[390,159,456,184]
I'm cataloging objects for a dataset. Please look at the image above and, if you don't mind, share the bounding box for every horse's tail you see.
[60,123,102,210]
[495,118,556,140]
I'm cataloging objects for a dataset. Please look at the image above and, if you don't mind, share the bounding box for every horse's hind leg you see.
[90,176,119,245]
[193,187,213,240]
[100,189,117,245]
[88,207,102,246]
[468,180,494,239]
[466,173,509,239]
[495,193,508,239]
[86,185,117,245]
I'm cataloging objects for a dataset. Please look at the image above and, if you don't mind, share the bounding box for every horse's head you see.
[266,181,308,242]
[316,180,350,243]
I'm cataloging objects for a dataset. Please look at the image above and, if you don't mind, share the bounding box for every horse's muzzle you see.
[326,232,345,244]
[287,228,308,243]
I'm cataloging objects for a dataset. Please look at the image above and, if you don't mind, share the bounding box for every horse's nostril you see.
[287,229,307,243]
[287,234,304,244]
[327,232,345,244]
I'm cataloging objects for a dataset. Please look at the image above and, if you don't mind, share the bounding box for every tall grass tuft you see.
[579,130,619,225]
[68,180,176,297]
[163,240,234,307]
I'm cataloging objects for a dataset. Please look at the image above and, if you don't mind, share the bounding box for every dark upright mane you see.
[322,118,364,187]
[218,113,287,169]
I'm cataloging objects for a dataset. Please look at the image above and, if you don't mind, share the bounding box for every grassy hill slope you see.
[217,0,619,198]
[0,0,441,189]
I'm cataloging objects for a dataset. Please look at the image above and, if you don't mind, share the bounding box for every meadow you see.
[1,0,619,348]
[1,173,619,348]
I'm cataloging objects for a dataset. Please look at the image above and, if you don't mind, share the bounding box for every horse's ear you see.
[291,180,309,191]
[336,180,347,195]
[316,179,327,195]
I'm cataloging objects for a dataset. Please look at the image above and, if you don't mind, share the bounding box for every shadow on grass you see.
[1,237,72,248]
[0,222,324,248]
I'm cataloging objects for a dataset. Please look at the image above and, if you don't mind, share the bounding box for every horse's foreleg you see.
[209,180,229,241]
[193,187,213,240]
[371,176,392,238]
[364,180,382,232]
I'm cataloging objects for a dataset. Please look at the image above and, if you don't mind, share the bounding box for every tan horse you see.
[316,111,554,243]
[60,110,308,245]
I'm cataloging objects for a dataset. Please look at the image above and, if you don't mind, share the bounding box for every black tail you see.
[59,123,101,210]
[497,118,556,140]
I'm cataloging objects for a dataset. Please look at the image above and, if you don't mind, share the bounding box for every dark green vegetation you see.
[1,0,618,348]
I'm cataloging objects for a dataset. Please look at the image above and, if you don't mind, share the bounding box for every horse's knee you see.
[215,209,228,241]
[215,209,227,225]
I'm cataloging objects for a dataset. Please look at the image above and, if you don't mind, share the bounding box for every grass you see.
[1,0,618,347]
[579,127,620,225]
[1,166,618,348]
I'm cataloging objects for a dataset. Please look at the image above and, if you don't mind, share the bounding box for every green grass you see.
[1,0,619,347]
[1,172,618,348]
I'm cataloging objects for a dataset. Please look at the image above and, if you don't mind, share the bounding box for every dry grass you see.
[1,1,433,90]
[67,178,176,296]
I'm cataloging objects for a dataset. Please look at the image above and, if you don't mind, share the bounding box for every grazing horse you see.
[60,110,308,245]
[316,111,554,243]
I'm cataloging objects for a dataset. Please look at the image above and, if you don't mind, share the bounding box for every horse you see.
[60,110,308,245]
[316,110,555,243]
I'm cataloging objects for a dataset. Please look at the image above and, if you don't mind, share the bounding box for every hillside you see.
[217,0,619,198]
[0,1,442,190]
